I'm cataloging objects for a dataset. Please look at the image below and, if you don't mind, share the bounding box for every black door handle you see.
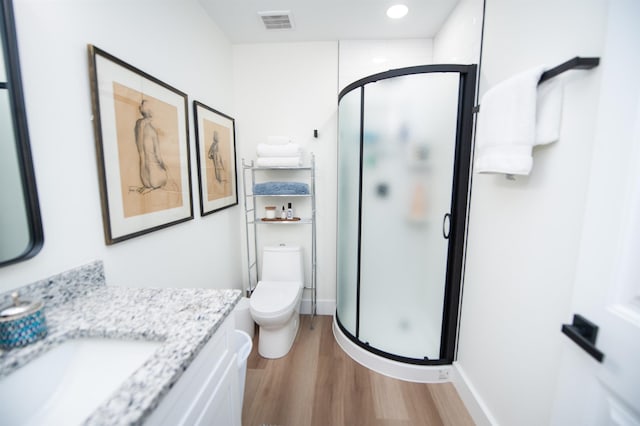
[561,314,604,362]
[442,213,451,239]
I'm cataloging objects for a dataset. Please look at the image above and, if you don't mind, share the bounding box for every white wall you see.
[456,0,607,425]
[0,0,242,291]
[338,39,433,92]
[232,42,338,313]
[433,0,484,64]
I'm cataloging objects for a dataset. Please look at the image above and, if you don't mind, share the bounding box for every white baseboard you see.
[300,298,335,316]
[452,362,498,426]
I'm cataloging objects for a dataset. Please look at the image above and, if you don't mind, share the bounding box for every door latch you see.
[561,314,604,362]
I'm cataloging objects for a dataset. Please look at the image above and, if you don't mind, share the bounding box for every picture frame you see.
[88,45,193,244]
[193,101,238,216]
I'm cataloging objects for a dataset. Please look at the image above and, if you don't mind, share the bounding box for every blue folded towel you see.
[254,181,309,195]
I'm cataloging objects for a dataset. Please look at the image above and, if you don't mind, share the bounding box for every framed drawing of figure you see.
[88,45,193,244]
[193,101,238,216]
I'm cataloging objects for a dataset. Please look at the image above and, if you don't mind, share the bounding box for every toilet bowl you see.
[249,245,303,359]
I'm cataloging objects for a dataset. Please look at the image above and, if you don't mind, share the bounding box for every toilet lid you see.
[249,281,301,316]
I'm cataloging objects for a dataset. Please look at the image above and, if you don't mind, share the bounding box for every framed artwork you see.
[193,101,238,216]
[88,45,193,244]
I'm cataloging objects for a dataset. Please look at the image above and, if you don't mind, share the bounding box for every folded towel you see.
[256,143,301,158]
[267,136,291,145]
[475,66,563,175]
[254,181,309,195]
[255,157,302,168]
[535,79,563,145]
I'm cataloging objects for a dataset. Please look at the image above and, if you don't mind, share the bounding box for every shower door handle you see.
[442,213,451,239]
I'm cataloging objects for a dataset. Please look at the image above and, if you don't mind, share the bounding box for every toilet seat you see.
[249,281,301,319]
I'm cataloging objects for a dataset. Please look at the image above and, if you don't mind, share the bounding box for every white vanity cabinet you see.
[145,316,240,426]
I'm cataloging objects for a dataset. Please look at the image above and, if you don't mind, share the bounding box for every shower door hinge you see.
[473,105,480,113]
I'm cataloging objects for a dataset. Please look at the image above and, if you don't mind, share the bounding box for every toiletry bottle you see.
[286,202,293,220]
[281,205,287,219]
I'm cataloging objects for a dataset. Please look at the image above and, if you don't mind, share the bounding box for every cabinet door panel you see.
[195,356,239,426]
[145,318,233,425]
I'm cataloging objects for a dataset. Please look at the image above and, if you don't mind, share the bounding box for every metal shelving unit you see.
[242,154,317,327]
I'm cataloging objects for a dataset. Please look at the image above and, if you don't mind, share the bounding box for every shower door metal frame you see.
[336,64,477,365]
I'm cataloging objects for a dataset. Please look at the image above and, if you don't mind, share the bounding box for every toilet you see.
[249,245,303,359]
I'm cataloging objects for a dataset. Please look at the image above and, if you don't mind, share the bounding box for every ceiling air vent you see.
[258,11,294,30]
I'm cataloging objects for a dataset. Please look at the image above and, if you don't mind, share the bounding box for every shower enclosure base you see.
[332,316,452,383]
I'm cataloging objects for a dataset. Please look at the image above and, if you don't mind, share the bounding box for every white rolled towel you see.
[257,143,301,158]
[255,157,302,167]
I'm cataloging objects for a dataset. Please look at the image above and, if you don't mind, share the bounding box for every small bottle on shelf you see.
[286,202,293,220]
[281,205,287,219]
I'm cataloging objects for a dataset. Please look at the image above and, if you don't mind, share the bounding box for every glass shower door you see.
[336,87,362,335]
[358,72,460,360]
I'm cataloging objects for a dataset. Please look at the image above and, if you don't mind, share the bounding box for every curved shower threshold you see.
[332,316,452,383]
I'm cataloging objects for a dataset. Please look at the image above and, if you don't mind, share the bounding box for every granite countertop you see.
[0,261,242,425]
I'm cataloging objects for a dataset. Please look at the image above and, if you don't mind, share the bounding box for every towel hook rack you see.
[538,56,600,84]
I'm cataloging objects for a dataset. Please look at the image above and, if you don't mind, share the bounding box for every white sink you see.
[0,338,162,426]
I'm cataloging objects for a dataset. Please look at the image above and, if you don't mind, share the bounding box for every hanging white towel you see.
[475,66,563,175]
[255,157,302,167]
[535,79,564,145]
[256,143,301,158]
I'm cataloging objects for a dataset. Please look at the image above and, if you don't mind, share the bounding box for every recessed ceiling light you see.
[386,4,408,19]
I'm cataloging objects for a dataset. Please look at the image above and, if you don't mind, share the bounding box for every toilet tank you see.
[261,245,303,283]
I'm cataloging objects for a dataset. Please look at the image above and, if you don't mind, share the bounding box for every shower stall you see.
[335,65,477,373]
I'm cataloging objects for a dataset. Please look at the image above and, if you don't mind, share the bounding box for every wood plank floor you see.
[242,315,474,426]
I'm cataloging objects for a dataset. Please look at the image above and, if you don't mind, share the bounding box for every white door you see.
[551,0,640,424]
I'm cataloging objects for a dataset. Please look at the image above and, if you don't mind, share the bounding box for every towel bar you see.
[539,57,600,84]
[475,56,599,116]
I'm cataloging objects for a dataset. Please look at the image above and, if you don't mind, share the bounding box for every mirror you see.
[0,0,43,267]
